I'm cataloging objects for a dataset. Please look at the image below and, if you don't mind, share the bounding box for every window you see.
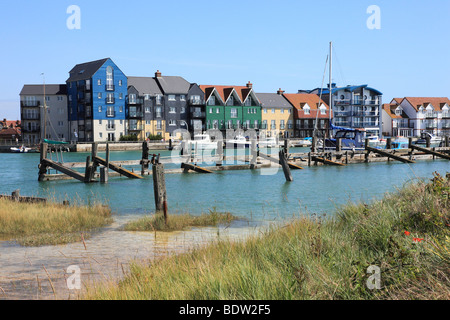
[231,108,238,118]
[280,120,285,129]
[209,108,213,114]
[119,93,123,99]
[320,107,326,115]
[263,108,267,114]
[98,79,101,86]
[98,93,102,99]
[107,120,115,130]
[119,119,123,125]
[169,107,176,113]
[303,107,310,115]
[58,121,64,127]
[180,95,186,101]
[145,106,151,113]
[57,96,63,101]
[271,120,276,130]
[58,108,64,114]
[119,80,122,86]
[99,119,102,125]
[272,108,275,114]
[280,109,284,114]
[168,95,176,101]
[146,120,151,125]
[107,106,114,117]
[119,106,123,113]
[99,132,102,138]
[156,95,162,105]
[395,107,402,116]
[98,106,102,113]
[144,94,150,100]
[216,108,220,114]
[180,107,185,113]
[156,107,162,118]
[288,109,291,114]
[208,96,216,105]
[106,66,114,89]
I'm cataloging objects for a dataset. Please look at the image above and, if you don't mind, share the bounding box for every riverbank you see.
[83,172,449,300]
[0,198,112,246]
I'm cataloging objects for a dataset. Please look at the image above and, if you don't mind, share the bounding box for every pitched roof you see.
[67,58,109,82]
[155,76,191,94]
[20,84,67,96]
[256,93,291,108]
[199,85,249,103]
[382,103,408,119]
[283,93,331,119]
[127,76,162,95]
[0,128,21,136]
[402,97,450,111]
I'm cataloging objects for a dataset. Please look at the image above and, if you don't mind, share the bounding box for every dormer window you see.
[395,107,403,116]
[303,106,310,115]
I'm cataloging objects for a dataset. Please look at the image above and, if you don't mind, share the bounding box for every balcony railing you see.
[335,99,351,105]
[425,122,438,129]
[191,111,205,118]
[22,127,40,133]
[127,98,144,105]
[105,84,115,91]
[334,111,351,117]
[21,113,40,120]
[106,125,116,131]
[106,97,115,104]
[189,98,205,105]
[106,110,115,118]
[21,101,41,108]
[129,111,143,118]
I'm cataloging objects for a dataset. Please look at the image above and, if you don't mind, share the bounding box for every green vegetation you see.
[123,209,238,232]
[119,134,138,142]
[0,198,113,246]
[84,172,449,300]
[147,134,163,141]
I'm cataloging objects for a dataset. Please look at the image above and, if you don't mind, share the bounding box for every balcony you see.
[335,99,351,106]
[191,111,205,118]
[106,97,115,104]
[189,97,205,105]
[364,100,380,105]
[127,97,144,105]
[129,125,143,131]
[425,122,438,129]
[129,111,143,118]
[21,101,41,108]
[22,126,40,133]
[21,113,40,120]
[334,111,351,117]
[425,112,438,119]
[333,121,350,127]
[442,112,450,119]
[106,110,115,118]
[105,84,115,91]
[363,122,379,127]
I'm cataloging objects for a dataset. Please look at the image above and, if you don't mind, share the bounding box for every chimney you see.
[246,81,252,89]
[277,88,285,95]
[155,70,162,78]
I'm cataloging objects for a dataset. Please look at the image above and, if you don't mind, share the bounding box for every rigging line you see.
[332,43,346,86]
[313,54,329,142]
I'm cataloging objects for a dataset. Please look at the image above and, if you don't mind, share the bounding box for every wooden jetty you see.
[37,137,449,183]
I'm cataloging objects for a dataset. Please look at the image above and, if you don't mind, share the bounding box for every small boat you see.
[391,138,410,150]
[176,134,217,150]
[297,137,312,147]
[10,145,33,153]
[367,136,386,149]
[414,132,442,147]
[324,128,367,151]
[258,137,281,148]
[226,135,251,148]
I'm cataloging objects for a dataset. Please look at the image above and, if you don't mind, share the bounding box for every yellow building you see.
[256,90,294,138]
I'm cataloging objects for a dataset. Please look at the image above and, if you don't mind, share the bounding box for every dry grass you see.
[0,198,113,246]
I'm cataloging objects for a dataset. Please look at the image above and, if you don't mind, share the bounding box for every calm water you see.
[0,148,448,219]
[0,148,448,299]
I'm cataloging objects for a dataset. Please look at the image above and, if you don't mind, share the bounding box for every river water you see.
[0,148,448,299]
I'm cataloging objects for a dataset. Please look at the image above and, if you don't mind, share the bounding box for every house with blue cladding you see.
[66,58,127,142]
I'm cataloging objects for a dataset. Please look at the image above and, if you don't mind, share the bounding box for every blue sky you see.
[1,0,449,119]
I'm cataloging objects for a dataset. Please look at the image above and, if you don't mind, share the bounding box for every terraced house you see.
[66,58,127,142]
[303,84,383,137]
[283,93,331,138]
[390,97,450,137]
[199,82,262,133]
[126,76,164,141]
[256,89,294,138]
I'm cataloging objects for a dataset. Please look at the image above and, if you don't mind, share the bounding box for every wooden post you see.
[12,189,20,202]
[279,150,293,182]
[311,137,317,153]
[308,152,311,167]
[386,137,392,150]
[91,142,99,176]
[250,139,257,169]
[426,135,431,148]
[141,141,149,175]
[284,139,289,155]
[169,139,173,150]
[152,162,167,213]
[345,151,349,164]
[84,156,93,183]
[408,137,413,160]
[336,137,342,152]
[444,135,449,147]
[38,142,49,181]
[216,140,223,166]
[100,167,108,183]
[364,138,370,163]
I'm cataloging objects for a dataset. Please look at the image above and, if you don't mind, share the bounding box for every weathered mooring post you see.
[12,189,20,202]
[336,137,342,152]
[216,140,223,166]
[141,141,149,175]
[445,136,449,148]
[152,154,168,223]
[426,136,431,148]
[311,137,317,153]
[38,142,49,181]
[250,139,257,169]
[279,150,293,182]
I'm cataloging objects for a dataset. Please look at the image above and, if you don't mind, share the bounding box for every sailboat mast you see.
[328,41,332,138]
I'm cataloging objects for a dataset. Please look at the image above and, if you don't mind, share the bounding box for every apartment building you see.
[256,89,294,138]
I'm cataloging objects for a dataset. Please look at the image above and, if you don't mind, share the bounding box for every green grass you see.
[123,209,238,232]
[83,172,449,300]
[0,198,113,246]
